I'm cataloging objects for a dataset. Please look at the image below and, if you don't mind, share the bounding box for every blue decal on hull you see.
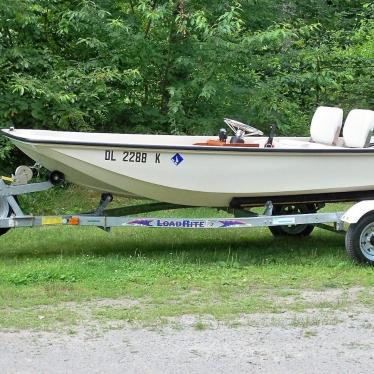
[171,153,184,166]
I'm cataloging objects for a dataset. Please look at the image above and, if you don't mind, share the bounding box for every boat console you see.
[194,107,374,150]
[194,118,265,147]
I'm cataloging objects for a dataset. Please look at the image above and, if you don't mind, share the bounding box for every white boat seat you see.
[310,106,343,145]
[343,109,374,148]
[274,138,344,149]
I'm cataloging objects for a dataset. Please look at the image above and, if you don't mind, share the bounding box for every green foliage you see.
[0,0,373,164]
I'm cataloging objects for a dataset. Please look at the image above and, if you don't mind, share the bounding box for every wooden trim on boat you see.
[3,130,374,153]
[193,140,260,147]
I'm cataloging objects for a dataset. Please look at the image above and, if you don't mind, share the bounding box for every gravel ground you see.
[1,309,373,374]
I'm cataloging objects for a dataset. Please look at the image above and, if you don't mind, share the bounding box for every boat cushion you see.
[343,109,374,148]
[275,138,344,149]
[310,106,343,145]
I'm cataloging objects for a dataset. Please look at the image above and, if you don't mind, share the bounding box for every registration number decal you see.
[122,151,147,163]
[104,150,161,164]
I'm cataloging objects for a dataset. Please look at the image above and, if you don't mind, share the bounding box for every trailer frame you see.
[1,167,374,265]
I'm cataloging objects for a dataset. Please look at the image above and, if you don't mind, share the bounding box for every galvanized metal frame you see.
[0,212,345,230]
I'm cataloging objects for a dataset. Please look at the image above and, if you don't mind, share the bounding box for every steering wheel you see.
[224,118,264,137]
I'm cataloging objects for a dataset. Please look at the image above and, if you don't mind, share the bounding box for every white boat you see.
[2,107,374,207]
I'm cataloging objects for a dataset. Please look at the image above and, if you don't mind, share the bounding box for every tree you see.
[0,0,373,170]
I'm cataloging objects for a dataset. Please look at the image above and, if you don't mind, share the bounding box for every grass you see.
[0,185,374,330]
[193,321,208,330]
[289,314,340,328]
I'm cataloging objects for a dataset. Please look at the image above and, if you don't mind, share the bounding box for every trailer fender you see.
[341,201,374,224]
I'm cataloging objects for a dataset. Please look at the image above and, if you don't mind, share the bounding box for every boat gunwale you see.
[3,129,374,154]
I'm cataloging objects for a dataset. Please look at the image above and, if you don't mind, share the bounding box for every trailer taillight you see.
[68,216,80,225]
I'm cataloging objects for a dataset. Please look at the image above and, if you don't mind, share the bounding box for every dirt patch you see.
[298,286,366,303]
[265,286,370,311]
[68,297,140,309]
[1,307,374,374]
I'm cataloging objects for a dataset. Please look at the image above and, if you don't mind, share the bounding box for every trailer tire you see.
[345,212,374,265]
[269,204,315,237]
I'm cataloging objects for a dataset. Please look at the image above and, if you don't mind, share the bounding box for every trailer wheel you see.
[0,197,11,236]
[269,204,316,237]
[345,212,374,265]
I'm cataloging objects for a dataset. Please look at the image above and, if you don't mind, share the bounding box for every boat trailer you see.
[1,166,374,265]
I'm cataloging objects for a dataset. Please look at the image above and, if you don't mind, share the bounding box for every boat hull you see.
[6,132,374,207]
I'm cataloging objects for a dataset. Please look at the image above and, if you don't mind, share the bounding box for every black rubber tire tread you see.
[49,170,65,186]
[269,203,316,237]
[269,223,315,237]
[345,212,374,265]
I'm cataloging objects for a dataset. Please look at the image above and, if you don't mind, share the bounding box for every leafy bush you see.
[0,1,373,166]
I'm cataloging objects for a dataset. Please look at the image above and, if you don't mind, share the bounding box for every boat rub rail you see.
[3,130,374,153]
